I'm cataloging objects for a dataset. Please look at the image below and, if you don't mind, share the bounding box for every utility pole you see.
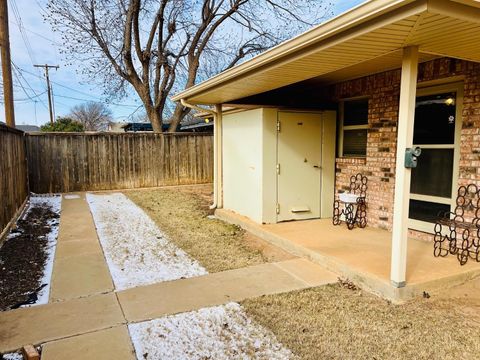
[0,0,15,127]
[34,64,59,125]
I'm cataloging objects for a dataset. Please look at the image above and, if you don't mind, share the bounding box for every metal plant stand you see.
[333,173,368,230]
[434,184,480,266]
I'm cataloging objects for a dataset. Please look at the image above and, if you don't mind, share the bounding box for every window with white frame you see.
[339,98,369,157]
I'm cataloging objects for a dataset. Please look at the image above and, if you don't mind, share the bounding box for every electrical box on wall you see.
[405,147,421,168]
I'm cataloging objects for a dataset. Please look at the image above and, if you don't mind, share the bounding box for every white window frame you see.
[408,82,463,233]
[338,97,369,158]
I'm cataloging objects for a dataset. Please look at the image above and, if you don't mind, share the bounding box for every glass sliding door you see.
[408,83,463,232]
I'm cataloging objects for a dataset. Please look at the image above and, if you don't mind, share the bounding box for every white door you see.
[277,112,322,222]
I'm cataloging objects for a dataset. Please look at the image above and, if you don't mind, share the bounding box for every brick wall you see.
[459,62,480,186]
[331,58,480,236]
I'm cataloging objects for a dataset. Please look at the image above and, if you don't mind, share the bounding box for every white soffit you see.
[173,0,480,105]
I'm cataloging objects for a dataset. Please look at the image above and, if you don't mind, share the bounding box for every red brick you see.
[22,345,40,360]
[331,58,480,238]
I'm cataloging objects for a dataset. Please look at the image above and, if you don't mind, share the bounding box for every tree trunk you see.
[148,107,163,132]
[168,103,190,132]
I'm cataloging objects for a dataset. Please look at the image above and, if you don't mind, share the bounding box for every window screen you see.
[343,129,367,157]
[342,99,368,157]
[410,149,454,198]
[409,200,450,223]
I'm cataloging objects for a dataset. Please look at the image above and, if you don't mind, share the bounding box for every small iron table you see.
[332,173,368,230]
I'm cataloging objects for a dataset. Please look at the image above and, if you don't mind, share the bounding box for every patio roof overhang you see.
[172,0,480,105]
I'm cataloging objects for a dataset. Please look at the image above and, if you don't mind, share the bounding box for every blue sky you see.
[2,0,364,127]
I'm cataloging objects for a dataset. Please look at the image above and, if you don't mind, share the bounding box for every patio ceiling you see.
[172,0,480,105]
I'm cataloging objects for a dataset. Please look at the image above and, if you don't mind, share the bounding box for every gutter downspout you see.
[214,103,223,209]
[180,99,219,210]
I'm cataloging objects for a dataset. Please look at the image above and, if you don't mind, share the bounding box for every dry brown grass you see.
[124,185,292,273]
[125,184,480,359]
[242,283,480,360]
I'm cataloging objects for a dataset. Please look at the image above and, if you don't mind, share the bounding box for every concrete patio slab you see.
[0,293,125,353]
[50,194,113,301]
[216,209,480,302]
[50,253,114,302]
[42,326,135,360]
[117,259,336,323]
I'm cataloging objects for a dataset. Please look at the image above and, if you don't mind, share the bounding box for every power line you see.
[31,0,61,63]
[10,80,141,110]
[11,19,62,47]
[13,89,47,101]
[11,61,49,110]
[14,65,141,108]
[33,0,47,15]
[53,93,139,108]
[11,66,37,102]
[10,0,38,68]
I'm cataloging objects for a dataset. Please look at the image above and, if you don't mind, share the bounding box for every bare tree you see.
[47,0,332,132]
[70,101,113,131]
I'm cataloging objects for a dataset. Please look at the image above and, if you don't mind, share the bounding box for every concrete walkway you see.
[0,193,336,357]
[51,194,113,301]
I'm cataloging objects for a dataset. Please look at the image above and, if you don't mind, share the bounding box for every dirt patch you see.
[0,201,60,311]
[125,185,293,273]
[431,276,480,326]
[242,283,480,360]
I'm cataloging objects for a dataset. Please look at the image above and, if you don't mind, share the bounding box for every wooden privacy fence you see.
[0,124,29,238]
[26,133,214,193]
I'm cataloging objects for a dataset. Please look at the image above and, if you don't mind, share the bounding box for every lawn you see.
[242,282,480,360]
[126,185,480,359]
[125,185,293,273]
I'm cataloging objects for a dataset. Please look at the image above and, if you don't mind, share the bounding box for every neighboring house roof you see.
[180,121,213,131]
[107,122,127,132]
[121,120,213,132]
[122,122,154,132]
[16,125,40,132]
[172,0,480,105]
[122,122,171,132]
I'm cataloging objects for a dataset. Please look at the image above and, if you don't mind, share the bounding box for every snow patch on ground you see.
[1,352,23,360]
[7,195,62,308]
[86,193,207,290]
[129,302,294,360]
[30,196,61,306]
[88,193,293,358]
